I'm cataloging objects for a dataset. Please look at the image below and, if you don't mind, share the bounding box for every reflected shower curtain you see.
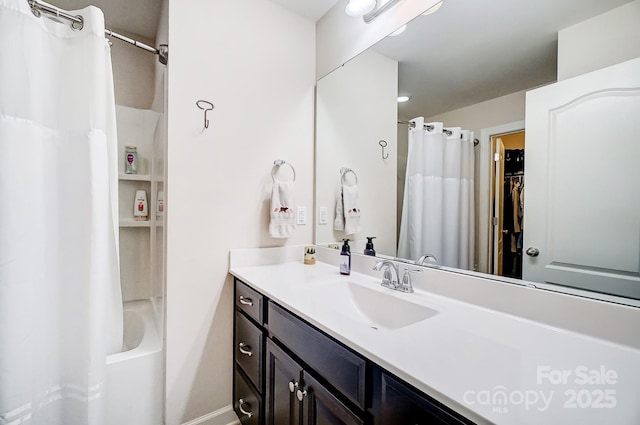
[0,1,123,424]
[398,117,475,269]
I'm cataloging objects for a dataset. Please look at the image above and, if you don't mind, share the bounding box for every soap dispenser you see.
[364,237,376,256]
[340,239,351,275]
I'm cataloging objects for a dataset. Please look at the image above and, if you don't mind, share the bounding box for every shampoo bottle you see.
[133,190,148,221]
[340,239,351,275]
[364,236,376,256]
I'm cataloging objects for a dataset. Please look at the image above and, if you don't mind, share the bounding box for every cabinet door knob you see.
[239,296,253,306]
[238,342,252,357]
[238,398,253,418]
[296,388,307,402]
[288,380,299,393]
[525,247,540,257]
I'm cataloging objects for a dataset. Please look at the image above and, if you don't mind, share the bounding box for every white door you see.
[523,58,640,299]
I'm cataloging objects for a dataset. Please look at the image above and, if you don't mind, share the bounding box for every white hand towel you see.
[269,181,296,238]
[334,186,345,231]
[342,184,361,235]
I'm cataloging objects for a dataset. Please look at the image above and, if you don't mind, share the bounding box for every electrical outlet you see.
[297,206,306,225]
[319,207,328,225]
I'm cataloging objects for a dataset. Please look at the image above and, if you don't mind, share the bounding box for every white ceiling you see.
[270,0,339,21]
[373,0,633,119]
[48,0,632,118]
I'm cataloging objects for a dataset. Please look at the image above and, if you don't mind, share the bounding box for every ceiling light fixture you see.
[397,96,411,103]
[345,0,405,23]
[422,0,444,16]
[388,24,407,37]
[345,0,376,17]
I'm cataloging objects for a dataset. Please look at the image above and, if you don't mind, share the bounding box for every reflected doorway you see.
[491,131,525,279]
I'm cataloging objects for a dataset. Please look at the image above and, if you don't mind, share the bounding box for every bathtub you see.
[106,299,163,425]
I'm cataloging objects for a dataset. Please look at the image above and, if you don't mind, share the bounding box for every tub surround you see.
[229,246,640,424]
[106,300,163,425]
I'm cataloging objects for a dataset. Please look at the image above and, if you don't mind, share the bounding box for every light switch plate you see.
[297,206,306,225]
[319,207,328,225]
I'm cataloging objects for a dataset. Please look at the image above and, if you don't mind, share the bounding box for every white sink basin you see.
[301,280,438,330]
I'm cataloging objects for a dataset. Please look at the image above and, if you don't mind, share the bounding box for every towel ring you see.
[272,160,296,182]
[340,167,358,186]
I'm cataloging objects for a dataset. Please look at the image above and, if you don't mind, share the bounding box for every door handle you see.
[526,247,540,257]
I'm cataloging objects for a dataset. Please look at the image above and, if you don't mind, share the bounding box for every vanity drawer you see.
[267,302,367,410]
[235,311,264,393]
[235,279,264,324]
[234,369,262,425]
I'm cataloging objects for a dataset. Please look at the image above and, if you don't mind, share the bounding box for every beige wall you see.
[316,49,398,255]
[423,90,527,142]
[558,0,640,80]
[110,28,156,109]
[165,0,315,423]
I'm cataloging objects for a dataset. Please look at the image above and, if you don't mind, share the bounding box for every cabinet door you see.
[301,373,364,425]
[265,339,303,425]
[373,370,470,425]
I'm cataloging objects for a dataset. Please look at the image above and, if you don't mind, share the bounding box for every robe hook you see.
[196,100,214,129]
[379,140,389,159]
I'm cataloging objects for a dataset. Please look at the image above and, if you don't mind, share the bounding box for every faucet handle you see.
[400,268,421,293]
[374,260,400,289]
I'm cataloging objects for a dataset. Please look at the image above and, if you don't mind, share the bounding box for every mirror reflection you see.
[315,0,640,301]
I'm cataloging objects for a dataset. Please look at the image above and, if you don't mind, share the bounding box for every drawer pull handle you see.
[238,342,253,357]
[296,388,307,402]
[238,398,253,418]
[239,296,254,306]
[288,380,299,393]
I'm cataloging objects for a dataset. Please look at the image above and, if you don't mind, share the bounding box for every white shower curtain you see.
[0,1,123,424]
[398,117,475,269]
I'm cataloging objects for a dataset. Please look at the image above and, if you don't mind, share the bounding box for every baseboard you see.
[181,405,240,425]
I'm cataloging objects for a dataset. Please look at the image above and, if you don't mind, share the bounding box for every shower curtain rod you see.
[27,0,168,65]
[398,120,454,136]
[398,120,480,146]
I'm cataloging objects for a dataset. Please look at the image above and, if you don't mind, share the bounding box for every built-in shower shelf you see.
[119,173,152,182]
[120,219,152,228]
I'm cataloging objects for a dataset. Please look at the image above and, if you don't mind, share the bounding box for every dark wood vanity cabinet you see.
[233,278,474,425]
[370,367,472,425]
[233,281,266,424]
[265,339,364,425]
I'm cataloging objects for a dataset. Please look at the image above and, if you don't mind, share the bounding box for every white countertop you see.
[229,257,640,424]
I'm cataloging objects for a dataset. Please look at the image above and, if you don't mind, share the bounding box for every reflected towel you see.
[334,186,345,231]
[342,184,361,235]
[269,181,296,238]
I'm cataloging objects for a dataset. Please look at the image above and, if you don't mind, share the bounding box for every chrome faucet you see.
[373,260,421,293]
[373,260,400,291]
[416,253,439,268]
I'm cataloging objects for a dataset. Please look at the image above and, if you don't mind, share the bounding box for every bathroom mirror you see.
[315,0,640,302]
